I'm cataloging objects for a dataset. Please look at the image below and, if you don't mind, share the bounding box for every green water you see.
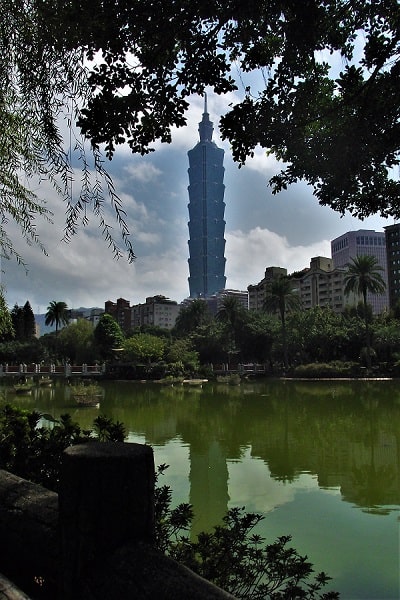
[3,378,400,599]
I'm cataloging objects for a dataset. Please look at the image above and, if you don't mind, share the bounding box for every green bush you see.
[292,361,361,378]
[0,404,125,490]
[166,361,185,377]
[391,360,400,376]
[156,464,338,599]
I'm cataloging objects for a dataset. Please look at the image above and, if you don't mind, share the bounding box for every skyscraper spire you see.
[199,93,213,142]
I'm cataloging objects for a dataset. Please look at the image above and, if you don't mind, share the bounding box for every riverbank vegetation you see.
[2,297,400,379]
[0,403,338,599]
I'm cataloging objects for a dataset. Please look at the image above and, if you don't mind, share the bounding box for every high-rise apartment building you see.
[187,95,226,298]
[331,230,389,314]
[205,288,249,315]
[249,260,354,313]
[291,256,352,312]
[131,295,180,330]
[384,223,400,309]
[248,267,287,311]
[105,298,131,333]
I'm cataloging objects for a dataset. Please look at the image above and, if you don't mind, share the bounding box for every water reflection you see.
[2,378,400,515]
[3,377,398,598]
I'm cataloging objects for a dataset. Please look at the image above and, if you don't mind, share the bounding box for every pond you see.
[2,377,399,599]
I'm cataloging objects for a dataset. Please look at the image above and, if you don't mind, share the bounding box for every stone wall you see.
[0,443,236,600]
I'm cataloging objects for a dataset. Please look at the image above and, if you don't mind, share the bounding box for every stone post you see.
[58,442,155,600]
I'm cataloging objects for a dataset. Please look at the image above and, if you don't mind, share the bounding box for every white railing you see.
[0,363,106,377]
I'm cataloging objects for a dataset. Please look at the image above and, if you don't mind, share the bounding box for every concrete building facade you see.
[131,295,180,330]
[384,223,400,309]
[248,267,287,311]
[249,260,355,314]
[187,95,226,298]
[331,230,389,314]
[105,298,131,333]
[206,288,249,315]
[292,256,352,312]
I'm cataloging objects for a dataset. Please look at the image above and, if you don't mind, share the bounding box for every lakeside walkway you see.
[0,363,105,378]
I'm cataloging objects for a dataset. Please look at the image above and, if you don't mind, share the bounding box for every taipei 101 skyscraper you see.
[187,95,226,298]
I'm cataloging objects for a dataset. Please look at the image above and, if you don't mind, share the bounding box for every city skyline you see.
[1,92,392,313]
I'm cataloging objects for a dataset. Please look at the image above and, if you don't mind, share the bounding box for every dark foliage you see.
[0,339,48,364]
[94,313,124,359]
[11,302,36,341]
[0,405,125,491]
[155,465,339,599]
[48,0,400,218]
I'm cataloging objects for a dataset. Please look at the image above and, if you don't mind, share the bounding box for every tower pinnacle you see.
[199,93,213,142]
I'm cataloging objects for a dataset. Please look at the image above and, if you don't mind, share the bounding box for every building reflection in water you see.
[15,379,400,521]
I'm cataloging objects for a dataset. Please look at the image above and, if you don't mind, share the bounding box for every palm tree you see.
[216,296,245,367]
[216,296,244,330]
[263,276,301,370]
[344,255,386,368]
[45,301,69,337]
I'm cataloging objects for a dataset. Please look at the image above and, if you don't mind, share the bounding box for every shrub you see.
[292,361,361,378]
[0,404,125,490]
[155,464,338,599]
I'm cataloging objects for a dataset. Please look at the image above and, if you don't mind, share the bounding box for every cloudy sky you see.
[2,91,392,314]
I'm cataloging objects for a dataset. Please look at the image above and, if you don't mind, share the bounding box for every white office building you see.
[331,230,388,314]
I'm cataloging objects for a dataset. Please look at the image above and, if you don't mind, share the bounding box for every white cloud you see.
[242,146,283,175]
[1,185,190,312]
[228,449,296,514]
[116,191,149,220]
[225,227,330,290]
[135,231,161,246]
[123,162,162,183]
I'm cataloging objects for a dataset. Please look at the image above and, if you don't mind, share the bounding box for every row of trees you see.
[0,298,36,342]
[0,296,69,342]
[173,298,399,374]
[0,255,392,374]
[1,296,398,376]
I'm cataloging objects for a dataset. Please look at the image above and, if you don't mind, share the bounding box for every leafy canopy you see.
[0,287,14,341]
[1,0,135,263]
[94,313,124,359]
[11,302,35,341]
[263,276,301,326]
[58,319,95,363]
[344,255,386,367]
[3,0,400,265]
[60,0,400,218]
[173,299,212,336]
[123,333,166,363]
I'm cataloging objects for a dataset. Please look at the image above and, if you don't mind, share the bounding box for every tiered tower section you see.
[187,95,226,298]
